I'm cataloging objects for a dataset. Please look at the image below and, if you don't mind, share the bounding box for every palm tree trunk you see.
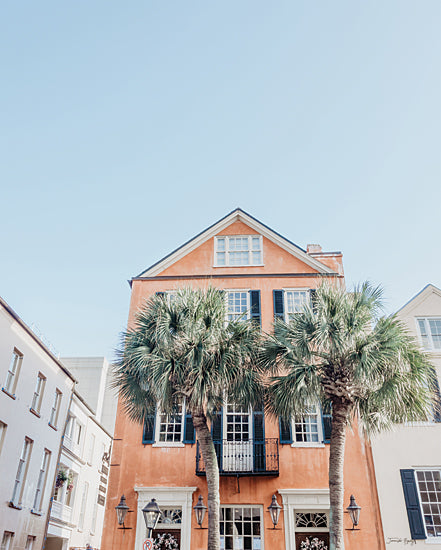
[192,409,220,550]
[328,403,348,550]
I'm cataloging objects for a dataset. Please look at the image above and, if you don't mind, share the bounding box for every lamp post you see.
[346,495,361,530]
[267,494,282,529]
[115,495,132,530]
[193,495,208,528]
[142,498,162,538]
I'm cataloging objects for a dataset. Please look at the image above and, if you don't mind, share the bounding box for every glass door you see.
[223,404,253,472]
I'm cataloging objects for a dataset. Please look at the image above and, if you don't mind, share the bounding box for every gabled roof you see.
[396,284,441,316]
[133,208,337,280]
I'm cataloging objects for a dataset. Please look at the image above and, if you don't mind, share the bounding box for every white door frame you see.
[134,486,197,550]
[223,404,253,472]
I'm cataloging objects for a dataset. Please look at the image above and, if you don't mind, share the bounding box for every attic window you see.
[214,236,263,267]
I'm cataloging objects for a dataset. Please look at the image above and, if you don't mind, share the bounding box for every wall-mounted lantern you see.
[267,494,282,529]
[142,498,162,538]
[193,495,208,528]
[346,495,361,530]
[115,495,132,530]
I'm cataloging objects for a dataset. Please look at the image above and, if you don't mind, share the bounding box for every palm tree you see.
[113,287,261,550]
[261,282,436,550]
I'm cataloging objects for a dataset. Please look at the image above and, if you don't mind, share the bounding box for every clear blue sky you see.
[1,1,440,357]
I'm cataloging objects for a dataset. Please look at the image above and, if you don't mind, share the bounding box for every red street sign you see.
[143,539,153,550]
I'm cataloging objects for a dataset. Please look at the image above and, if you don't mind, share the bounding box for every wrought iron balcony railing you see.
[196,438,279,476]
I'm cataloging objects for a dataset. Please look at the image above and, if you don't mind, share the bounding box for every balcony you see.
[196,439,279,476]
[51,500,72,523]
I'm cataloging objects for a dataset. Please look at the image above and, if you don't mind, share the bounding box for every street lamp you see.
[193,495,207,528]
[142,498,162,538]
[115,495,132,530]
[267,494,282,529]
[346,495,361,530]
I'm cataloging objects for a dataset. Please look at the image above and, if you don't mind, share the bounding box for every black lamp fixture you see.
[115,495,132,530]
[267,494,282,529]
[346,495,361,530]
[193,495,208,528]
[142,498,162,538]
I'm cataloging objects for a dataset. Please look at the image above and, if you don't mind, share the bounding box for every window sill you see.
[2,388,16,400]
[30,408,41,418]
[48,422,58,431]
[31,509,43,516]
[213,264,265,268]
[291,442,325,448]
[424,537,441,544]
[9,501,22,510]
[152,442,185,448]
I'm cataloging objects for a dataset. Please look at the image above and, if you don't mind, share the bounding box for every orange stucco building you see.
[102,209,385,550]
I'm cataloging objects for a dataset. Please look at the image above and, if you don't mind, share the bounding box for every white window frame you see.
[214,235,263,267]
[4,348,23,395]
[283,289,311,321]
[153,401,186,447]
[30,372,46,414]
[414,468,441,539]
[291,405,325,448]
[24,536,35,550]
[1,532,14,550]
[0,421,7,457]
[416,318,441,352]
[78,481,89,531]
[219,504,264,550]
[49,389,62,428]
[225,290,251,322]
[11,437,33,507]
[33,448,51,513]
[88,433,96,465]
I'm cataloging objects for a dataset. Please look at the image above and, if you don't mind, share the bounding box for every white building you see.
[61,357,117,436]
[46,391,112,550]
[0,297,75,550]
[372,284,441,547]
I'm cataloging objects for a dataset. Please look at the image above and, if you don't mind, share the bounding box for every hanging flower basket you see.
[153,533,179,550]
[66,471,74,493]
[300,537,328,550]
[55,469,68,488]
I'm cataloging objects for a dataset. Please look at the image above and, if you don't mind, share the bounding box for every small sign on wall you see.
[142,539,153,550]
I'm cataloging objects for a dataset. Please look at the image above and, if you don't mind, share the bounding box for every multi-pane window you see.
[285,290,310,320]
[157,402,184,443]
[220,506,262,550]
[78,481,89,530]
[11,437,33,506]
[215,236,263,267]
[4,348,23,394]
[293,407,322,444]
[30,373,46,413]
[49,390,62,427]
[225,404,250,442]
[417,318,441,351]
[1,532,14,550]
[33,449,51,512]
[25,536,35,550]
[226,291,250,322]
[295,512,328,529]
[416,470,441,537]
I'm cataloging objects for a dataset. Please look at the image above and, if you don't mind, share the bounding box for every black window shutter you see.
[249,290,261,327]
[211,409,223,470]
[253,404,265,472]
[400,469,426,539]
[310,288,317,313]
[273,290,284,320]
[279,416,292,444]
[430,368,441,422]
[321,403,332,444]
[142,408,157,444]
[183,411,195,444]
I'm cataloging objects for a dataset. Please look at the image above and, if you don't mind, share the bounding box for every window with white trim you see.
[220,506,262,550]
[33,449,51,512]
[11,437,33,506]
[415,470,441,537]
[78,481,89,530]
[215,236,263,267]
[4,348,23,395]
[49,389,62,428]
[293,406,323,445]
[1,532,14,550]
[226,291,250,322]
[156,402,185,443]
[88,434,95,465]
[417,318,441,351]
[0,421,6,457]
[30,373,46,413]
[284,290,310,320]
[24,536,35,550]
